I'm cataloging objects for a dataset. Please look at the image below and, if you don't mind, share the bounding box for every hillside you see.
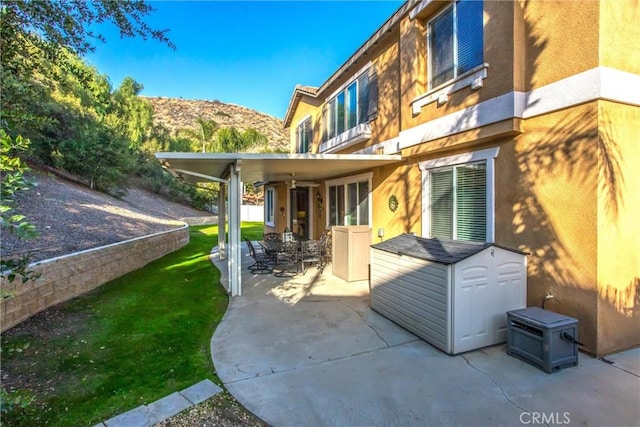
[145,97,290,152]
[1,168,216,263]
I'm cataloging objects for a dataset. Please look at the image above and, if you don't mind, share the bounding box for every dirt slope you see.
[1,168,216,263]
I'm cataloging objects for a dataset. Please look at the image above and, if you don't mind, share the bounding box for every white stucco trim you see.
[523,67,640,118]
[419,147,499,243]
[355,136,401,155]
[398,67,640,152]
[295,114,312,128]
[412,64,489,114]
[400,92,519,151]
[319,123,372,153]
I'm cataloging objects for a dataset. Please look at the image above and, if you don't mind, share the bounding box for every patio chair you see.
[263,232,281,242]
[319,231,332,268]
[245,238,272,274]
[300,239,322,274]
[274,240,299,277]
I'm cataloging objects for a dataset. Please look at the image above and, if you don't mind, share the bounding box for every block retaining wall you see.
[1,224,189,332]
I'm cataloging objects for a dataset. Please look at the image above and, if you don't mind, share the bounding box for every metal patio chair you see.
[245,238,272,274]
[300,239,323,274]
[273,240,299,277]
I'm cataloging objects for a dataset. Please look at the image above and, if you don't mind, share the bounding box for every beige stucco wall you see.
[263,184,289,234]
[286,95,321,153]
[371,32,401,144]
[280,0,640,354]
[596,101,640,355]
[499,103,600,352]
[1,225,189,332]
[522,0,599,90]
[371,162,421,241]
[599,0,640,74]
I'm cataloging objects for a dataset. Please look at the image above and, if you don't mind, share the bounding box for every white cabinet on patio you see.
[370,234,527,355]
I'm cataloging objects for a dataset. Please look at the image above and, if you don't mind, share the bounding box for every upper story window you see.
[322,72,371,143]
[428,0,483,89]
[296,117,312,153]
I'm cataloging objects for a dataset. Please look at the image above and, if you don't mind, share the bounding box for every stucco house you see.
[267,0,639,357]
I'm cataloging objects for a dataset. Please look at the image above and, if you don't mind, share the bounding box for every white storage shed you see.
[370,234,527,355]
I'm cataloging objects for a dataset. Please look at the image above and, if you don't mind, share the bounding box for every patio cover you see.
[155,152,402,296]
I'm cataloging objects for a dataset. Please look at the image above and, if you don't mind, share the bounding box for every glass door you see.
[290,187,309,239]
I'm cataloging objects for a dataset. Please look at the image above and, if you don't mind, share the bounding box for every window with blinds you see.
[296,118,312,153]
[428,0,483,89]
[430,162,486,241]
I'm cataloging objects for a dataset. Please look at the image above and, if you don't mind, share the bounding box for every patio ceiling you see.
[155,152,403,184]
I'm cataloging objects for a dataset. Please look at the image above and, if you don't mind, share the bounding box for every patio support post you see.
[228,161,242,296]
[218,183,227,260]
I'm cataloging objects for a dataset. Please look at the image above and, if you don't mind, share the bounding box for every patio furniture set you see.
[245,231,332,277]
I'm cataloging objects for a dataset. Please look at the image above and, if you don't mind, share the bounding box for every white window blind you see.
[430,163,486,241]
[428,0,484,88]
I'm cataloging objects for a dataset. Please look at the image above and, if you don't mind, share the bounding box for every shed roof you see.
[371,234,525,264]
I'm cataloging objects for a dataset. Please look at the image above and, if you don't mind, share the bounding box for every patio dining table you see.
[258,240,282,260]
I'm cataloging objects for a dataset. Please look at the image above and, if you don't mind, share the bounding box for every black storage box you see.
[507,307,579,373]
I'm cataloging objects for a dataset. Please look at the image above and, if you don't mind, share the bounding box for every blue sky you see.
[84,1,404,119]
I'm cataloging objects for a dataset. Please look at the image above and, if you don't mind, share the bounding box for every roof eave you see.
[282,1,416,128]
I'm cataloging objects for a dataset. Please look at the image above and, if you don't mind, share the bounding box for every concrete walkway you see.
[211,246,640,427]
[94,380,222,427]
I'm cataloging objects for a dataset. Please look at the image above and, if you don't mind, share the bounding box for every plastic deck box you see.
[507,307,579,373]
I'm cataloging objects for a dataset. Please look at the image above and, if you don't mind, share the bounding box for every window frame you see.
[325,172,373,228]
[427,0,484,90]
[419,147,498,242]
[295,115,312,153]
[322,63,372,144]
[264,187,275,227]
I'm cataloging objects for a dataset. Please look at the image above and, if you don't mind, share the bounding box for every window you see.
[326,173,371,227]
[296,117,312,153]
[323,72,371,142]
[428,0,483,88]
[429,163,486,241]
[420,147,499,243]
[265,187,275,227]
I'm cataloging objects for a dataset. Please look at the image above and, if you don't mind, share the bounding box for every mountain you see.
[144,97,290,152]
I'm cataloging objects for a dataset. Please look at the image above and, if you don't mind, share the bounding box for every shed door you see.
[452,247,526,354]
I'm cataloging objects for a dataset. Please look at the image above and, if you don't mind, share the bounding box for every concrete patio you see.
[211,245,640,427]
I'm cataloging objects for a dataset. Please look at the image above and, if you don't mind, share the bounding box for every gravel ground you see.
[1,168,216,262]
[158,391,268,427]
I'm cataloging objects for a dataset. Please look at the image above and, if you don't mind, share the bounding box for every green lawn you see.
[1,222,264,426]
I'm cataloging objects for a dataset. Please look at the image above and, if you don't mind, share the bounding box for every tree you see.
[179,118,219,153]
[214,127,269,153]
[0,131,38,283]
[111,77,155,150]
[1,0,174,58]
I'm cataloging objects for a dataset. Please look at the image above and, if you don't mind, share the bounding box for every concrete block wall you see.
[1,225,189,332]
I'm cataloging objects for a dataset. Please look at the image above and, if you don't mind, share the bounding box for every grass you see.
[1,222,265,426]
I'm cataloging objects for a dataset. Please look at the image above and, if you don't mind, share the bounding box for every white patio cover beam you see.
[218,183,227,261]
[228,161,242,296]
